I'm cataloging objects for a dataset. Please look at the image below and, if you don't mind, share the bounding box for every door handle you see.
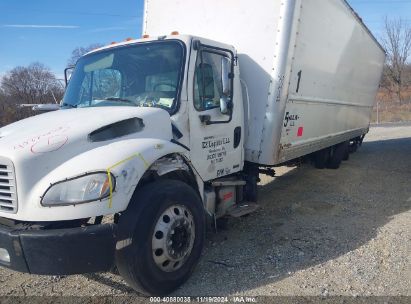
[199,115,211,125]
[234,127,241,148]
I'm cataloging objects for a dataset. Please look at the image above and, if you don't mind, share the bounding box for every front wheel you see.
[115,179,205,295]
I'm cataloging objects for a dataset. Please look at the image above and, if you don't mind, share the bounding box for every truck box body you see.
[144,0,385,165]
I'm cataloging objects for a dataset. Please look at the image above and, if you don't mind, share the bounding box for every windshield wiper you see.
[103,97,135,104]
[61,103,77,108]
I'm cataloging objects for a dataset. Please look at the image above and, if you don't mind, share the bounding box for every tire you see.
[244,163,259,202]
[342,141,350,161]
[314,148,330,169]
[349,141,358,153]
[327,142,347,169]
[115,179,205,296]
[244,175,258,202]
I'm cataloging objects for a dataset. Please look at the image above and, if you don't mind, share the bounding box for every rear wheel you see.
[342,145,350,161]
[116,179,205,295]
[327,142,348,169]
[313,148,331,169]
[349,141,358,153]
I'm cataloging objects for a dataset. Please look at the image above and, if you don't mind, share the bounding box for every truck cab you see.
[64,35,245,182]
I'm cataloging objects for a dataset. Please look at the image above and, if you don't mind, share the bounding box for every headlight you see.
[41,172,115,206]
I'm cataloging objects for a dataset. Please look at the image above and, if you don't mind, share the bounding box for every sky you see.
[0,0,144,79]
[0,0,410,79]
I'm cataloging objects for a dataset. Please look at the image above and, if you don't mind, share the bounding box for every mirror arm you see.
[227,99,233,110]
[64,66,75,87]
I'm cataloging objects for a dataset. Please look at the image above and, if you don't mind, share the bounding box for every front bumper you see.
[0,222,117,275]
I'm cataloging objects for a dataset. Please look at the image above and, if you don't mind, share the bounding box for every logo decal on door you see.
[202,136,231,166]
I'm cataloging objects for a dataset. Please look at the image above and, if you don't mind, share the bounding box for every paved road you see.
[0,124,410,297]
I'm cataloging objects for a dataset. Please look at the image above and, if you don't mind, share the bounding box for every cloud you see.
[2,24,79,29]
[89,26,127,33]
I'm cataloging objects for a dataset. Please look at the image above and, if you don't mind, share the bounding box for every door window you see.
[194,51,230,111]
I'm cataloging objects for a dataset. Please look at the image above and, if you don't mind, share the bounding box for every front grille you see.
[0,157,18,213]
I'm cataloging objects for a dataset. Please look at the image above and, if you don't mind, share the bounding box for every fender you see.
[10,138,189,222]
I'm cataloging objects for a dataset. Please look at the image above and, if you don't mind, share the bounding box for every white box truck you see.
[0,0,385,295]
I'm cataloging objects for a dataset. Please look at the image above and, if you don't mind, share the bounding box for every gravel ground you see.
[0,124,410,297]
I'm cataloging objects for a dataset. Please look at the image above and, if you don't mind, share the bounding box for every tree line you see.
[1,18,410,127]
[380,18,411,105]
[0,44,101,127]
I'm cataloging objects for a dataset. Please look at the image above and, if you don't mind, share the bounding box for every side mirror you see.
[221,57,231,96]
[221,57,232,115]
[220,97,229,115]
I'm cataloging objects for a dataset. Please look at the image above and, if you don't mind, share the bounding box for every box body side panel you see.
[276,0,385,163]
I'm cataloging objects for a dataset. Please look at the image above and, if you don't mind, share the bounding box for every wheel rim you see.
[152,204,195,272]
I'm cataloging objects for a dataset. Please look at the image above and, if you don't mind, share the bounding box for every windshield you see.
[62,40,185,112]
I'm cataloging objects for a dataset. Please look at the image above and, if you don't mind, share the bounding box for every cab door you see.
[188,40,243,181]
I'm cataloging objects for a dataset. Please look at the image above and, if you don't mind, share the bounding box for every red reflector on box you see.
[297,127,304,137]
[223,192,233,201]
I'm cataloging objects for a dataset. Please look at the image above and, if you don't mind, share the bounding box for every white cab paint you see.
[0,107,187,221]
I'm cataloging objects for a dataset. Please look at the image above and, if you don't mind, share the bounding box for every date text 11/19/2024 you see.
[149,296,258,303]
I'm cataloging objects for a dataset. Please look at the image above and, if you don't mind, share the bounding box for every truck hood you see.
[0,106,173,162]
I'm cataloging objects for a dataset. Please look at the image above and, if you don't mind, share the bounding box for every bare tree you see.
[1,62,63,105]
[381,17,411,104]
[67,43,104,66]
[0,90,19,127]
